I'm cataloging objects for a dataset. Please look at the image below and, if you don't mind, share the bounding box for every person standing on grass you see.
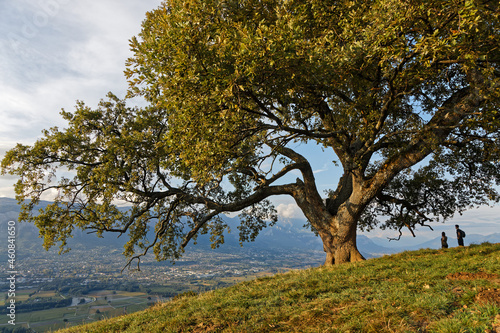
[441,232,448,249]
[455,225,465,247]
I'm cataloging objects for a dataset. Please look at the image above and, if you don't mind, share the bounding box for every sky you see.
[0,0,163,193]
[1,0,499,243]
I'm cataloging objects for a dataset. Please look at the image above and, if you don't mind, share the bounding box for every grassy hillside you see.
[58,243,500,333]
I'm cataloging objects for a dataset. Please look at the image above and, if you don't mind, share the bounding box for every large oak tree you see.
[2,0,500,266]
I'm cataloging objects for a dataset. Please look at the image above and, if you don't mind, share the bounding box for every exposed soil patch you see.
[193,322,225,332]
[447,272,500,306]
[446,272,499,281]
[475,288,500,306]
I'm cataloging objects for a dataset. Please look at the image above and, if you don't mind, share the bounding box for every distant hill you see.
[57,242,500,333]
[404,233,500,250]
[0,196,25,222]
[370,232,500,254]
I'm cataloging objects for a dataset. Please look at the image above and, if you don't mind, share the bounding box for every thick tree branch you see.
[368,86,482,192]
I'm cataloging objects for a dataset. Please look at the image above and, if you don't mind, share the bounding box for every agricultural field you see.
[0,290,157,332]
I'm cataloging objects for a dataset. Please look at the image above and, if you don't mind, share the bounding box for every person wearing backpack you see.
[455,225,465,246]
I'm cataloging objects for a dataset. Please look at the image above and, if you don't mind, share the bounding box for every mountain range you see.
[1,197,499,260]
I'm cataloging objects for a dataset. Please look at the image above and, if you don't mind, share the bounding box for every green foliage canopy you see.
[2,0,500,265]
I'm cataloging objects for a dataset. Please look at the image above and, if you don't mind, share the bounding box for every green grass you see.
[58,243,500,332]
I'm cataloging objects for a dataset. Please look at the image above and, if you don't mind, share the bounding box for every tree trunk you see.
[294,188,366,265]
[320,225,365,266]
[292,172,367,266]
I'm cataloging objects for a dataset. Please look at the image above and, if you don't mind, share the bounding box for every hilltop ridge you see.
[57,243,500,333]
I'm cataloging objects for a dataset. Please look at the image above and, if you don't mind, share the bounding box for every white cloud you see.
[450,206,500,234]
[0,0,163,198]
[277,203,304,219]
[313,164,329,174]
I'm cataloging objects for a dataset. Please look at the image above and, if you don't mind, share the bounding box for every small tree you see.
[2,0,500,266]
